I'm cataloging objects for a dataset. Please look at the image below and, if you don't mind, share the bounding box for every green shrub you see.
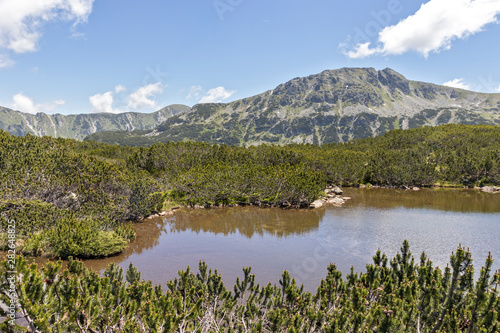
[46,217,128,259]
[20,233,46,256]
[2,242,499,332]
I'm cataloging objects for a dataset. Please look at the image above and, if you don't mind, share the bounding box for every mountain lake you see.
[30,187,500,292]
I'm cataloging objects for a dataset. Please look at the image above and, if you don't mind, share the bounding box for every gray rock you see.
[332,186,343,195]
[481,186,500,193]
[327,197,345,205]
[82,68,500,147]
[309,200,324,209]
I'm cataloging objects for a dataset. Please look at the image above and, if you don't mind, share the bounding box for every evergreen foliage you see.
[1,124,500,258]
[1,242,499,332]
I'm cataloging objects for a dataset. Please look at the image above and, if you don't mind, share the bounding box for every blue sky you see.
[0,0,499,114]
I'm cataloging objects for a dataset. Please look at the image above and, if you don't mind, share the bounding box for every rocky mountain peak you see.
[85,67,500,146]
[3,67,500,146]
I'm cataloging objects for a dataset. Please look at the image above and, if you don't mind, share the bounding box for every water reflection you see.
[28,206,324,275]
[15,188,500,292]
[126,218,167,255]
[166,206,325,238]
[343,188,500,213]
[28,217,169,273]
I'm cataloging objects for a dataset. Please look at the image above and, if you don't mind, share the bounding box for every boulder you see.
[327,197,345,205]
[309,200,324,209]
[332,186,343,195]
[481,186,500,193]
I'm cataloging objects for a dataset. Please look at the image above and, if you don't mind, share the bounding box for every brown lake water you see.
[35,188,500,291]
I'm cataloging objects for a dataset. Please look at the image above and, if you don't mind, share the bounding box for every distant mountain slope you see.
[0,104,190,140]
[86,67,500,146]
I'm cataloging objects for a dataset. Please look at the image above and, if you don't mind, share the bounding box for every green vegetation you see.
[1,241,499,332]
[1,124,500,258]
[0,104,190,140]
[0,132,153,258]
[85,68,500,146]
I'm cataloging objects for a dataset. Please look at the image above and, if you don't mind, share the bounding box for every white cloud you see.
[89,91,123,113]
[115,84,126,93]
[71,31,86,39]
[186,85,202,100]
[0,54,14,67]
[45,99,66,111]
[495,84,500,93]
[12,93,65,114]
[199,86,236,103]
[13,93,38,114]
[0,0,94,54]
[346,0,500,59]
[347,42,379,59]
[443,78,471,90]
[127,83,163,110]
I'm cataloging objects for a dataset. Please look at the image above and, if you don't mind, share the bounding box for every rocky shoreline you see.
[309,185,351,208]
[144,185,350,219]
[145,208,178,220]
[144,184,499,220]
[477,186,500,193]
[356,184,500,193]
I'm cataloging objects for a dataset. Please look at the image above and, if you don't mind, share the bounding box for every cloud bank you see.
[443,78,471,90]
[186,85,202,100]
[347,0,500,58]
[199,87,235,103]
[12,93,65,114]
[89,83,164,113]
[89,91,122,114]
[127,83,163,110]
[0,0,94,65]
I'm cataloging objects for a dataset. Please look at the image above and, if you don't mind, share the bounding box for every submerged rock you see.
[327,197,345,206]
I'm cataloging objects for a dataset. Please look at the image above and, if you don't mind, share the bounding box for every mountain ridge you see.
[86,67,500,146]
[0,104,190,140]
[2,67,499,145]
